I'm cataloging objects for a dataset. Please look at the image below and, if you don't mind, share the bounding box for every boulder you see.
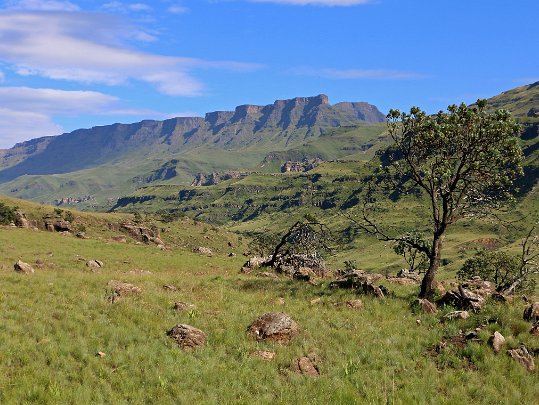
[163,284,178,292]
[334,299,363,310]
[54,221,72,232]
[75,232,88,239]
[508,346,535,371]
[293,267,315,282]
[523,303,539,321]
[386,277,418,285]
[489,331,505,353]
[291,356,320,377]
[362,282,386,298]
[396,269,422,281]
[14,211,30,228]
[14,260,34,274]
[440,311,470,322]
[167,324,206,351]
[86,260,104,269]
[107,280,142,300]
[330,270,383,289]
[530,321,539,336]
[193,246,213,256]
[413,298,438,314]
[245,256,268,269]
[247,312,299,343]
[437,284,487,312]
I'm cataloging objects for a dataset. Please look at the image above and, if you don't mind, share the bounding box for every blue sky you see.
[0,0,537,148]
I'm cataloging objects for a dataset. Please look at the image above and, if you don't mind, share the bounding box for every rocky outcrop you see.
[437,278,496,312]
[191,171,250,186]
[508,346,535,371]
[281,158,323,173]
[120,223,164,247]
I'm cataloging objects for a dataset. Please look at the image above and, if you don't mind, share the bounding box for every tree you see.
[352,101,523,299]
[0,202,17,225]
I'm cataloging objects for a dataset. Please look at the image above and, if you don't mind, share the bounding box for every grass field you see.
[1,197,539,404]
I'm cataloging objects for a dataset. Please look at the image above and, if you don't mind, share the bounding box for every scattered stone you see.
[239,266,252,274]
[14,260,34,274]
[489,331,505,353]
[250,351,276,361]
[193,246,213,256]
[440,311,470,322]
[413,298,438,314]
[126,269,152,276]
[256,271,278,279]
[416,319,422,325]
[293,267,315,282]
[112,235,127,243]
[228,253,236,257]
[86,260,104,269]
[96,351,106,357]
[310,298,322,305]
[174,302,196,312]
[244,256,268,269]
[35,258,45,269]
[334,299,363,310]
[107,280,142,301]
[163,285,178,292]
[386,277,418,285]
[291,356,320,377]
[247,312,299,344]
[437,284,488,312]
[523,303,539,321]
[530,321,539,336]
[508,346,535,371]
[120,223,162,247]
[329,270,384,288]
[167,324,207,351]
[75,232,88,239]
[396,269,422,281]
[274,297,285,305]
[362,282,386,298]
[491,292,512,303]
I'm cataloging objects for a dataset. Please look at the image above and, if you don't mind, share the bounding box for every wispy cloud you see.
[246,0,372,5]
[3,0,80,11]
[0,86,176,147]
[0,11,262,96]
[167,4,188,14]
[291,66,426,80]
[101,1,153,13]
[0,70,4,82]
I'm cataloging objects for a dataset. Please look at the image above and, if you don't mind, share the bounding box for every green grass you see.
[1,201,539,404]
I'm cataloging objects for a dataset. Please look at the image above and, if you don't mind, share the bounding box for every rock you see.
[291,356,320,377]
[163,285,178,291]
[437,284,486,312]
[96,351,106,357]
[362,282,386,298]
[440,311,470,322]
[244,256,267,269]
[386,277,418,285]
[256,271,278,278]
[14,211,30,228]
[508,346,535,371]
[193,246,213,256]
[167,324,206,351]
[228,252,236,257]
[489,331,505,353]
[490,292,511,303]
[86,260,104,269]
[14,260,34,274]
[247,312,299,344]
[35,258,45,269]
[126,269,152,275]
[310,298,321,305]
[274,297,285,305]
[413,298,438,314]
[329,270,383,289]
[239,266,252,274]
[75,232,88,239]
[523,303,539,321]
[250,351,276,361]
[112,235,127,243]
[530,321,539,336]
[174,302,196,312]
[293,267,315,282]
[54,221,72,232]
[108,280,142,297]
[120,223,161,246]
[334,299,363,310]
[396,269,422,281]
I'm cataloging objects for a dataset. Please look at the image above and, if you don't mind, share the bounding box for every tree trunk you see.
[419,236,443,299]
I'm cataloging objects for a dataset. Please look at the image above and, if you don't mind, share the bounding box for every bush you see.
[457,250,535,293]
[0,202,17,225]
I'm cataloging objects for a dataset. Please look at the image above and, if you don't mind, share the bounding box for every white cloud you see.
[0,11,261,96]
[3,0,80,11]
[292,67,425,80]
[247,0,371,5]
[0,108,63,148]
[0,86,174,147]
[101,1,153,13]
[0,70,4,82]
[167,5,188,14]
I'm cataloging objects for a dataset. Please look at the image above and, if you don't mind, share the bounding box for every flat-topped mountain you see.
[0,95,386,207]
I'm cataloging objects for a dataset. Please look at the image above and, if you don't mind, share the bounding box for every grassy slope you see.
[1,197,539,404]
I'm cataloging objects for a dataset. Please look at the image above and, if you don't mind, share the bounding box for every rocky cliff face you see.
[0,95,384,184]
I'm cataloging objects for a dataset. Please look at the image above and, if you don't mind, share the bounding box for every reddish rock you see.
[247,312,299,344]
[167,324,206,351]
